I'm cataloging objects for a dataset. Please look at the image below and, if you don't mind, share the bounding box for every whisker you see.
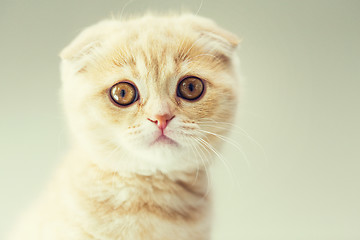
[119,0,134,21]
[195,0,204,16]
[197,129,251,169]
[183,137,200,185]
[178,34,189,60]
[198,118,269,163]
[194,135,239,189]
[181,37,205,60]
[190,136,213,199]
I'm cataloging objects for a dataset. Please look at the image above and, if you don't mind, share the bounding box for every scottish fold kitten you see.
[8,13,240,240]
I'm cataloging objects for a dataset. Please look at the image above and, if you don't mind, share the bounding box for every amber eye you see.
[177,77,204,101]
[109,82,138,106]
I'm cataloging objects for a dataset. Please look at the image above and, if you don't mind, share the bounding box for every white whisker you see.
[119,0,134,21]
[195,0,204,16]
[183,137,200,185]
[181,37,205,60]
[190,136,213,199]
[197,129,251,169]
[194,135,240,189]
[198,118,269,163]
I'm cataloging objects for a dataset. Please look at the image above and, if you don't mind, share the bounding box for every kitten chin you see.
[8,13,240,240]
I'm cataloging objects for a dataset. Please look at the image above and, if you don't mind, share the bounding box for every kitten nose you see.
[148,114,175,131]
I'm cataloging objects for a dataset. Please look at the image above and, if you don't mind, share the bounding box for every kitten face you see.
[60,14,240,173]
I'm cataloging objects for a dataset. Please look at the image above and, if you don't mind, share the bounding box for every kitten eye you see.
[109,82,138,106]
[177,77,204,101]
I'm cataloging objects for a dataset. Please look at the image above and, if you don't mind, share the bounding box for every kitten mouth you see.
[150,135,178,146]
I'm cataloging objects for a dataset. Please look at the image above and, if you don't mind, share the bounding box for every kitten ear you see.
[200,26,240,48]
[198,26,241,59]
[60,20,118,69]
[189,18,241,58]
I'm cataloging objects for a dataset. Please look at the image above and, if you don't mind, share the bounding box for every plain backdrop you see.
[1,0,359,239]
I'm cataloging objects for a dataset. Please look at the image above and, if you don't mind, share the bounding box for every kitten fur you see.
[8,13,240,240]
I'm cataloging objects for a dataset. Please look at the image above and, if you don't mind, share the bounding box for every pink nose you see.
[148,114,175,131]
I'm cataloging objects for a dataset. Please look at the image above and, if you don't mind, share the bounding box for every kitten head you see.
[60,14,240,174]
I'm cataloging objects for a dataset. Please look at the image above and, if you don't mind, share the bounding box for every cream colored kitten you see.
[8,13,240,240]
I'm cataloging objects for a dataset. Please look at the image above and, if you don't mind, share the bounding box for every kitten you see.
[8,13,240,240]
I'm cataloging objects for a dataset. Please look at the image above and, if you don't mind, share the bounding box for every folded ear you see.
[199,29,240,58]
[187,16,241,58]
[198,25,240,49]
[60,20,119,63]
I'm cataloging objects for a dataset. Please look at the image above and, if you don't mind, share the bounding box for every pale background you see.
[1,0,359,239]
